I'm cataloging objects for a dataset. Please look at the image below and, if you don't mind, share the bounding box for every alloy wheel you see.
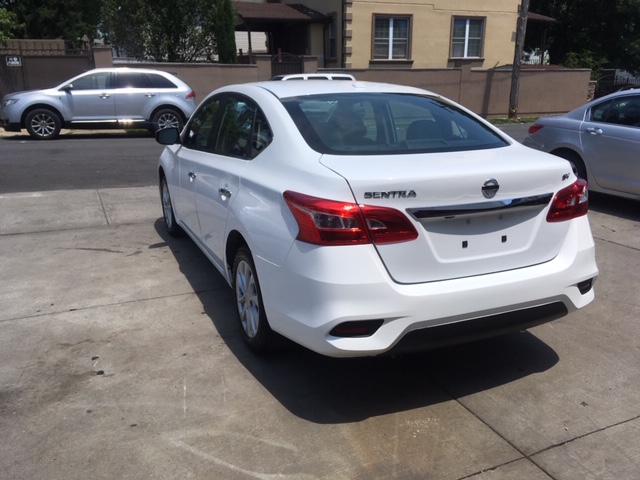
[235,259,260,339]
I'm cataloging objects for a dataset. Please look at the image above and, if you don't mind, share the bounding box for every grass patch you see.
[489,117,538,125]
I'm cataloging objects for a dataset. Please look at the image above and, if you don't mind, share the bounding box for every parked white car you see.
[155,80,598,357]
[0,67,196,139]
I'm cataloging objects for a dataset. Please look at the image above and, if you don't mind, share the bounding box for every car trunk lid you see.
[320,146,574,284]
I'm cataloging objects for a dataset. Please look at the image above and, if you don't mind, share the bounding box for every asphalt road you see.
[0,124,531,194]
[0,122,635,226]
[0,131,162,194]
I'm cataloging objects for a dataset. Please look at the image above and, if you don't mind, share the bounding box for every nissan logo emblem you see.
[482,179,499,199]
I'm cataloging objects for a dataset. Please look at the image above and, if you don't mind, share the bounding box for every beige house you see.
[236,0,521,69]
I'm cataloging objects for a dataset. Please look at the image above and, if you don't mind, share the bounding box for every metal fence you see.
[594,71,640,98]
[271,52,303,77]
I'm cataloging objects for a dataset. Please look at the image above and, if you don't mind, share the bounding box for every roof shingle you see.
[235,2,325,22]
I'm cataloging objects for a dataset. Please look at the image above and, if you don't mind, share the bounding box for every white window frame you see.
[451,17,485,58]
[372,15,411,60]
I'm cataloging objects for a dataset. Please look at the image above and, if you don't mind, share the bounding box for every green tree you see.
[101,0,236,63]
[529,0,640,73]
[100,0,147,59]
[0,7,21,45]
[4,0,103,48]
[215,0,237,64]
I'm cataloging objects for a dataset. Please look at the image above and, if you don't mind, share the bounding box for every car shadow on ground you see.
[588,191,640,222]
[153,219,560,424]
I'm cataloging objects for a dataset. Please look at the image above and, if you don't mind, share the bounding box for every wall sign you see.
[6,56,22,67]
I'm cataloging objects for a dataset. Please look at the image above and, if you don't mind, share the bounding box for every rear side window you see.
[281,93,508,155]
[115,72,151,88]
[590,99,613,122]
[147,74,178,88]
[114,72,178,89]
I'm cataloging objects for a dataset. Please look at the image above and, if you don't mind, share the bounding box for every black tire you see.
[160,176,183,236]
[151,108,184,133]
[232,246,280,353]
[25,108,62,140]
[554,150,587,181]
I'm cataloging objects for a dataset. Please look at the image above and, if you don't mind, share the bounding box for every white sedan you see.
[155,80,598,357]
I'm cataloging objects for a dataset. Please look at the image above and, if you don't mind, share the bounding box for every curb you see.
[0,128,152,139]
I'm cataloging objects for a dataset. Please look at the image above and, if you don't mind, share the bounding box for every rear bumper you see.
[257,215,598,357]
[389,301,568,353]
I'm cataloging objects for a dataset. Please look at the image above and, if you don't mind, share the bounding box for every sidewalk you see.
[0,187,160,235]
[1,186,640,478]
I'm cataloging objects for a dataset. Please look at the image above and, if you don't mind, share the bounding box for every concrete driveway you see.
[1,181,639,478]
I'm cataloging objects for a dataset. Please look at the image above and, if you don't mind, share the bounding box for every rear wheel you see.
[233,246,280,353]
[151,108,183,133]
[25,108,62,140]
[554,150,587,181]
[160,176,183,236]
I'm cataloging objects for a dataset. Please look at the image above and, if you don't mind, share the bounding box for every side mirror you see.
[155,127,180,145]
[61,84,73,92]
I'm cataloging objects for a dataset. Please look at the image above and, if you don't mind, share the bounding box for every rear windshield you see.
[281,93,508,155]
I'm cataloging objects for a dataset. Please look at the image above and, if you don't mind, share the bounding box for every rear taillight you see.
[546,179,589,222]
[186,90,196,100]
[283,191,418,246]
[528,124,544,135]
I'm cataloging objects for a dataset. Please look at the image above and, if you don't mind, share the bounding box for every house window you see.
[451,17,485,58]
[373,15,411,60]
[328,14,337,59]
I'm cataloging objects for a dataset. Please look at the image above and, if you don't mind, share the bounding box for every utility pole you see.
[509,0,530,119]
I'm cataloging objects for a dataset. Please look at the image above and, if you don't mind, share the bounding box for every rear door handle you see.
[586,127,603,135]
[188,171,196,182]
[219,187,232,198]
[145,93,156,98]
[99,93,111,99]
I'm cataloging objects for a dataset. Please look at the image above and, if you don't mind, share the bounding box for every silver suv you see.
[0,67,196,139]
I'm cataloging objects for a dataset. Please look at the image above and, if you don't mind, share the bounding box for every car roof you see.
[233,80,438,100]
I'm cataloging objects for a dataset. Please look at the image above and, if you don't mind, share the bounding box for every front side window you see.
[451,17,485,58]
[69,72,111,90]
[183,97,222,152]
[281,93,507,155]
[590,95,640,127]
[373,15,411,60]
[215,96,273,159]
